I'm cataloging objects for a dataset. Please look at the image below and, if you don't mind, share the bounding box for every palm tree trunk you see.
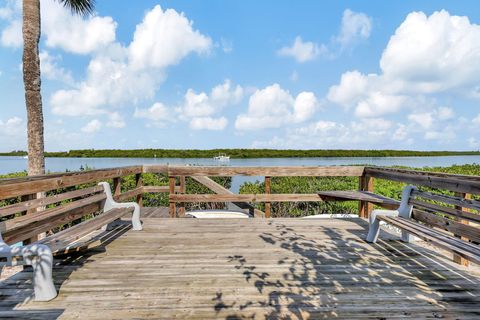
[23,0,45,176]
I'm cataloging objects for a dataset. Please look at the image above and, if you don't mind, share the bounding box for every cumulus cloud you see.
[277,37,326,63]
[0,0,116,52]
[473,114,480,125]
[177,80,243,118]
[1,19,21,47]
[251,118,401,149]
[129,5,211,70]
[336,9,372,47]
[278,9,371,62]
[40,51,75,85]
[0,116,26,150]
[328,10,480,119]
[49,5,212,118]
[189,117,228,130]
[106,112,126,128]
[0,116,24,136]
[81,119,102,133]
[235,84,319,130]
[40,0,117,54]
[134,103,170,123]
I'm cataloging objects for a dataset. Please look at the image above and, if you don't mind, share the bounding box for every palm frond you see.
[56,0,96,16]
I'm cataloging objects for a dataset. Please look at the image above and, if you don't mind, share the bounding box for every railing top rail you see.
[0,166,143,200]
[365,166,480,194]
[163,165,366,177]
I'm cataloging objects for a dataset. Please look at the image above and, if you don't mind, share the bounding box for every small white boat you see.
[22,155,28,159]
[213,153,230,161]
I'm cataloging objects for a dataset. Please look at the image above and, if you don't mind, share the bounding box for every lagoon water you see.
[2,155,480,192]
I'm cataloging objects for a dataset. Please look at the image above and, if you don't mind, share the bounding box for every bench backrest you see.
[0,185,107,245]
[404,186,480,244]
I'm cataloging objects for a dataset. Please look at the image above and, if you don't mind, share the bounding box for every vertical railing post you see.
[453,192,471,266]
[169,176,176,218]
[358,174,374,218]
[265,176,271,218]
[113,177,122,199]
[22,193,40,244]
[179,176,186,217]
[135,173,143,207]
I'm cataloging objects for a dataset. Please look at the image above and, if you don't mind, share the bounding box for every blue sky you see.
[1,0,480,151]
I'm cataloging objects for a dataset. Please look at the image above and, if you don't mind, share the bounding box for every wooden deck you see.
[2,209,480,319]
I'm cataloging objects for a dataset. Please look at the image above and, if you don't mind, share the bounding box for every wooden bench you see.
[0,182,142,301]
[317,190,400,209]
[366,185,480,265]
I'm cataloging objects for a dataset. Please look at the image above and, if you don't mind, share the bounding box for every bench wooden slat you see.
[412,209,480,243]
[0,185,104,218]
[39,207,132,254]
[411,190,480,212]
[386,215,480,255]
[2,194,106,244]
[378,216,480,264]
[410,198,480,224]
[317,191,400,207]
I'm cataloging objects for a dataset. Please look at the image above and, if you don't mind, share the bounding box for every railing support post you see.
[265,176,271,218]
[358,175,374,218]
[113,177,122,198]
[135,173,143,207]
[179,176,186,217]
[169,176,176,218]
[453,192,471,266]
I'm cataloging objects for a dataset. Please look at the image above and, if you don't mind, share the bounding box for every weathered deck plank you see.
[1,218,480,319]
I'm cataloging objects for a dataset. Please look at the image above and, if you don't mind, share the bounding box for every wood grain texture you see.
[365,167,480,194]
[265,177,271,218]
[3,218,480,319]
[170,193,327,203]
[191,176,264,218]
[0,185,104,218]
[167,165,365,177]
[0,166,142,200]
[378,216,480,265]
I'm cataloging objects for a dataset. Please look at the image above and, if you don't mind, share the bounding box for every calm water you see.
[1,155,479,192]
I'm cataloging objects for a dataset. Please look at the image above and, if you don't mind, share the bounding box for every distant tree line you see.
[1,149,480,158]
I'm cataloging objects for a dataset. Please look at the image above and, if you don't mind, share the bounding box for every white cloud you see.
[252,118,400,149]
[1,19,21,47]
[472,114,480,125]
[106,112,126,128]
[408,112,434,129]
[380,10,480,93]
[39,51,75,85]
[328,10,480,118]
[81,119,102,133]
[277,36,326,63]
[50,5,212,118]
[0,116,26,150]
[220,38,233,53]
[336,9,372,47]
[0,116,24,136]
[129,5,211,70]
[189,117,228,130]
[134,103,170,123]
[469,137,480,149]
[40,0,117,54]
[175,80,242,130]
[278,9,371,62]
[235,84,319,130]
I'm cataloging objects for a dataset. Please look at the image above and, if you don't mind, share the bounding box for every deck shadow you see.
[0,223,131,319]
[214,219,480,319]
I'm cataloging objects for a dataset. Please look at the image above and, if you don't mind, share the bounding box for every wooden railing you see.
[2,163,479,265]
[1,164,478,226]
